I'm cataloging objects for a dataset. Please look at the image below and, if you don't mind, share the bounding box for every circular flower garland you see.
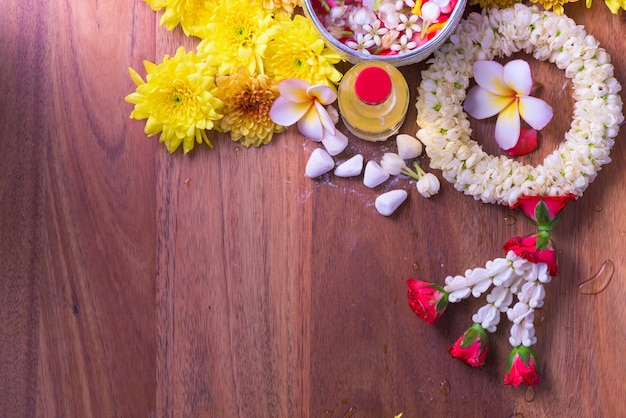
[415,3,623,207]
[407,3,623,387]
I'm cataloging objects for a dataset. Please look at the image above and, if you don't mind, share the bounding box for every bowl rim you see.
[301,0,468,65]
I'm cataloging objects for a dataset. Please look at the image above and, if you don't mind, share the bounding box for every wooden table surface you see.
[2,0,625,417]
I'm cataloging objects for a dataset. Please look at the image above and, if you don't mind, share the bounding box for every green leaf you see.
[536,231,551,250]
[534,201,551,225]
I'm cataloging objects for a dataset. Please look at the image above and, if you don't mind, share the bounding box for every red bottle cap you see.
[354,66,392,105]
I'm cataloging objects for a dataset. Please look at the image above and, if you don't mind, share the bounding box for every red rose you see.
[407,279,449,325]
[503,235,558,276]
[510,195,576,227]
[448,324,489,368]
[507,128,538,157]
[504,346,541,386]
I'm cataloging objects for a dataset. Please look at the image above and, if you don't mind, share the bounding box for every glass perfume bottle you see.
[337,61,410,142]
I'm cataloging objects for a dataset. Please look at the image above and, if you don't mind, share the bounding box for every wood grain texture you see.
[1,0,625,417]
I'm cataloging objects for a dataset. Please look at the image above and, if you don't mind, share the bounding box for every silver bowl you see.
[302,0,468,67]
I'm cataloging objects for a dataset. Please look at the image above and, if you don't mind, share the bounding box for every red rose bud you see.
[504,235,558,276]
[506,128,538,157]
[407,279,449,325]
[504,346,541,387]
[448,323,489,368]
[510,195,576,229]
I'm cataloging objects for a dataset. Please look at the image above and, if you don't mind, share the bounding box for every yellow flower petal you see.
[277,78,312,103]
[495,101,521,150]
[464,86,514,119]
[297,105,325,140]
[473,60,513,96]
[306,84,337,106]
[269,96,312,126]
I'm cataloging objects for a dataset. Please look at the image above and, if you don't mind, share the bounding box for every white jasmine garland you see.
[415,4,624,207]
[444,250,551,348]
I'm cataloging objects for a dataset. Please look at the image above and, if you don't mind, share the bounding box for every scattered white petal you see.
[363,160,390,188]
[334,154,364,177]
[305,148,335,178]
[396,134,423,160]
[375,189,408,216]
[321,129,349,155]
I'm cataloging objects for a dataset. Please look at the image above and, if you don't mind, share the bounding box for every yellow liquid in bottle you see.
[338,61,410,142]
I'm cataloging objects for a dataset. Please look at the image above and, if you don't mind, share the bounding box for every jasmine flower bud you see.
[416,172,440,198]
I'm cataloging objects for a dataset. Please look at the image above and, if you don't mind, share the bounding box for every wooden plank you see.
[1,0,625,417]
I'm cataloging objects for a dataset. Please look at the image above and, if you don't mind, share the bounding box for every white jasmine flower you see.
[380,152,407,175]
[416,172,440,198]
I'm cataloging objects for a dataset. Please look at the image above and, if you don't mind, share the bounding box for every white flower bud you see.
[380,152,407,175]
[305,148,334,178]
[334,154,364,177]
[416,173,440,198]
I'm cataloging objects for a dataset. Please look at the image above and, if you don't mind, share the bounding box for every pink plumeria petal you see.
[277,78,313,103]
[314,101,336,136]
[503,60,533,96]
[495,101,521,150]
[473,60,512,96]
[465,86,514,119]
[306,84,337,106]
[297,105,325,140]
[518,96,553,130]
[270,96,312,127]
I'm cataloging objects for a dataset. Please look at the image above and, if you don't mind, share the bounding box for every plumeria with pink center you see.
[407,195,576,386]
[463,59,554,151]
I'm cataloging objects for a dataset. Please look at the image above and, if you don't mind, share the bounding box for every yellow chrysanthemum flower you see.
[215,67,284,147]
[265,15,344,87]
[529,0,579,14]
[262,0,302,15]
[470,0,521,9]
[586,0,626,13]
[196,0,276,76]
[125,46,224,154]
[143,0,221,38]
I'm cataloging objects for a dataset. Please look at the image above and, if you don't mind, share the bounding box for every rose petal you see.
[473,60,511,96]
[518,96,553,130]
[297,105,325,140]
[270,97,312,127]
[277,78,312,103]
[503,60,533,96]
[494,102,521,150]
[506,128,538,157]
[306,84,337,105]
[465,86,513,120]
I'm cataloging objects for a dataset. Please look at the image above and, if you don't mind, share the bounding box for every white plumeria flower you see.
[463,59,554,150]
[270,79,337,141]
